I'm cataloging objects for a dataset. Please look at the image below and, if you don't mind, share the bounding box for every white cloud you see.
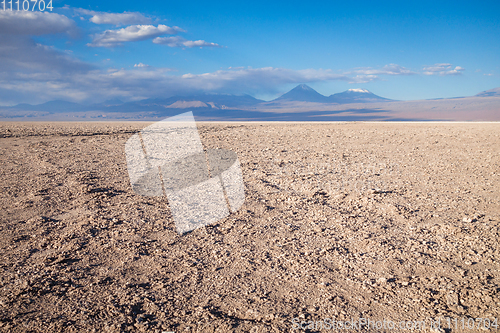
[153,36,221,48]
[348,75,379,84]
[0,35,92,74]
[422,63,451,73]
[0,36,94,105]
[88,24,183,47]
[134,63,149,68]
[423,63,465,76]
[0,11,89,105]
[351,63,467,77]
[176,67,349,92]
[74,8,151,25]
[353,64,415,75]
[69,8,221,51]
[0,66,353,104]
[0,11,75,35]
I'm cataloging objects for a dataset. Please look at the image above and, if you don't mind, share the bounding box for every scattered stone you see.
[1,122,499,332]
[430,327,445,333]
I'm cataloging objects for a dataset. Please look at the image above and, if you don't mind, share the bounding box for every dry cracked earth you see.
[0,122,499,332]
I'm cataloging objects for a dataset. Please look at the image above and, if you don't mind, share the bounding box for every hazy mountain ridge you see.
[0,85,395,112]
[1,85,499,121]
[10,100,92,112]
[475,88,500,97]
[4,84,497,111]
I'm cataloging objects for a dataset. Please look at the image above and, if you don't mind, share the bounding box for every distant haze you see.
[1,85,499,121]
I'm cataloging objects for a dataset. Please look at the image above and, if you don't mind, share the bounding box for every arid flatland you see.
[0,122,499,332]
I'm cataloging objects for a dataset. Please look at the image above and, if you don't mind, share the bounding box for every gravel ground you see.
[0,122,499,332]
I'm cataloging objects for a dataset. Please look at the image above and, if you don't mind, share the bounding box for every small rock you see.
[430,327,445,333]
[265,313,275,320]
[446,293,458,306]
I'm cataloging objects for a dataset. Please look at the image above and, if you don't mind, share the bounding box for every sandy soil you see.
[0,122,499,332]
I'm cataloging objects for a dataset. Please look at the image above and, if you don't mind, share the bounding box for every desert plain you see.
[0,121,499,332]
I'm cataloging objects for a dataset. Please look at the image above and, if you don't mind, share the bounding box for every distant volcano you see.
[272,84,392,103]
[272,84,330,103]
[328,88,393,103]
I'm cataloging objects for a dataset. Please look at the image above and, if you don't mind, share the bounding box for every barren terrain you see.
[0,122,499,332]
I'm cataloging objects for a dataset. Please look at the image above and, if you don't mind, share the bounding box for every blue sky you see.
[0,0,499,104]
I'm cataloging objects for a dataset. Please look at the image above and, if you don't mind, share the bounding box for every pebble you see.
[430,327,445,333]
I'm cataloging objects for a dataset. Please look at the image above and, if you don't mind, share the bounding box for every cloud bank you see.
[353,64,416,75]
[153,36,221,48]
[0,58,468,105]
[423,63,465,76]
[74,9,152,25]
[89,24,183,47]
[71,8,220,48]
[0,11,91,105]
[0,65,353,104]
[0,11,75,35]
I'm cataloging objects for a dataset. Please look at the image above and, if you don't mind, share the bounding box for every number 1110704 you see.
[445,317,498,330]
[2,0,53,11]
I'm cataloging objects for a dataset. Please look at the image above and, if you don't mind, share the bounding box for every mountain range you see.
[0,85,395,113]
[1,85,499,121]
[274,84,391,104]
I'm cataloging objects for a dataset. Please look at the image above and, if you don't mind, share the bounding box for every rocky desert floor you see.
[0,122,499,332]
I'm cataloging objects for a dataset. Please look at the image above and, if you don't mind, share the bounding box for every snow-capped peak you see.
[298,84,313,90]
[348,88,370,93]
